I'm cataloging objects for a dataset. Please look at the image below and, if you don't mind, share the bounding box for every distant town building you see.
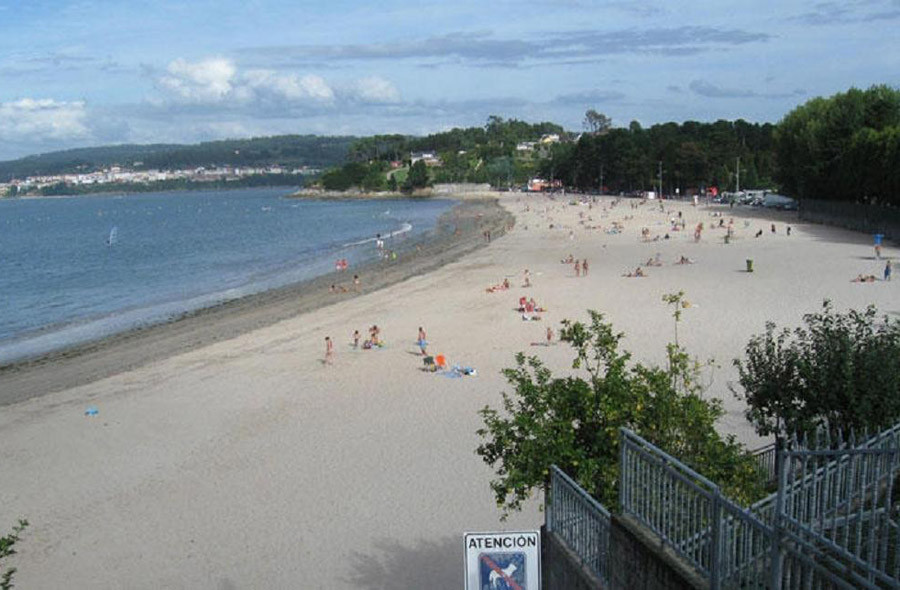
[410,151,442,167]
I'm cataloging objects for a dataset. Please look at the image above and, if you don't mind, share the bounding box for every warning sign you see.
[464,531,540,590]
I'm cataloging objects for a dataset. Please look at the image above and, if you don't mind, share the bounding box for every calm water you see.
[0,187,454,363]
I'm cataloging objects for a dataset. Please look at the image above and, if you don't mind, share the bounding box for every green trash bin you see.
[746,259,754,273]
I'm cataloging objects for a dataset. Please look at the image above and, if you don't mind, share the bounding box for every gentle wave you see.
[342,222,413,248]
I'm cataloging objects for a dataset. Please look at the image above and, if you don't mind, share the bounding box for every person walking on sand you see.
[575,259,581,277]
[417,326,428,355]
[885,259,892,281]
[546,326,554,345]
[324,336,334,365]
[582,259,589,276]
[352,330,360,349]
[523,269,532,287]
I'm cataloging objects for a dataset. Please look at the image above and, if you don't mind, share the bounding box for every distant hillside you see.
[0,135,356,182]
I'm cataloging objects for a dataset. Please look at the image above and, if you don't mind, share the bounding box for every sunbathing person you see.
[644,254,663,267]
[852,274,878,283]
[485,278,511,293]
[676,255,694,265]
[623,267,646,277]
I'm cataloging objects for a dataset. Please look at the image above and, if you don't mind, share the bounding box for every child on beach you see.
[324,336,334,365]
[885,259,892,281]
[418,326,428,355]
[546,326,554,345]
[352,330,360,348]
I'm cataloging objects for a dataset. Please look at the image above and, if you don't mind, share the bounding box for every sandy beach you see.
[2,192,897,589]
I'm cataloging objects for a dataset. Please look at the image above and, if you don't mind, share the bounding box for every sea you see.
[0,187,455,364]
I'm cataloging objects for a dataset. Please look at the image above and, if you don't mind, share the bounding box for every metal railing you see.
[547,422,900,589]
[773,435,900,588]
[751,442,778,487]
[752,422,900,524]
[619,425,900,589]
[619,428,723,580]
[546,465,611,585]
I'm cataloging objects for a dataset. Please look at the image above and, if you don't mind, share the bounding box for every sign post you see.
[464,530,540,590]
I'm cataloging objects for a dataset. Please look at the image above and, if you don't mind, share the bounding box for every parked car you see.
[762,194,798,210]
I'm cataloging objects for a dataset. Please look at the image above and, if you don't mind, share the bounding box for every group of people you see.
[324,324,433,365]
[560,254,588,277]
[330,274,361,294]
[853,259,893,283]
[518,296,546,321]
[574,258,589,277]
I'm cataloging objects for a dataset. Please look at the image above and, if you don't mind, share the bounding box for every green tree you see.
[486,156,514,188]
[583,109,612,135]
[775,85,900,204]
[732,301,900,440]
[1,519,27,590]
[477,309,765,514]
[403,160,430,191]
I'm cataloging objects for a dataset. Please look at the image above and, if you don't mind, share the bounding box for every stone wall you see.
[432,183,493,194]
[542,516,708,590]
[541,526,605,590]
[800,199,900,241]
[606,515,706,590]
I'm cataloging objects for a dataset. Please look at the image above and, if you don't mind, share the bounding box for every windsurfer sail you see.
[107,226,118,246]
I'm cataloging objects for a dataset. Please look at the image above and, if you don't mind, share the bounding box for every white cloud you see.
[158,57,236,103]
[0,98,90,141]
[156,57,335,106]
[242,69,334,102]
[352,76,401,103]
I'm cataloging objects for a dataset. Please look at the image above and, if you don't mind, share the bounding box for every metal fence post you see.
[619,430,627,512]
[709,490,722,590]
[769,446,787,590]
[546,470,553,533]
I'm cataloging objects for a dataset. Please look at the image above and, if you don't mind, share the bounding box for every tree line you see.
[542,118,777,195]
[325,115,780,195]
[326,85,899,206]
[775,85,900,205]
[320,117,565,191]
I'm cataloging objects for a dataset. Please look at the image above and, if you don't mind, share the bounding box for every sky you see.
[0,0,897,161]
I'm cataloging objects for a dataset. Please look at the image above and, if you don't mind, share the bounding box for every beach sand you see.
[1,192,897,588]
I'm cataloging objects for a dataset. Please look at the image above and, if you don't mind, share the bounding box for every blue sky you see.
[0,0,897,161]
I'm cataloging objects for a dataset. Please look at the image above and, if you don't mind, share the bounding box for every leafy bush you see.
[1,520,28,590]
[477,309,765,514]
[733,301,900,439]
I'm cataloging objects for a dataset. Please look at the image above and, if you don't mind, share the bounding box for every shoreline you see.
[0,195,513,405]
